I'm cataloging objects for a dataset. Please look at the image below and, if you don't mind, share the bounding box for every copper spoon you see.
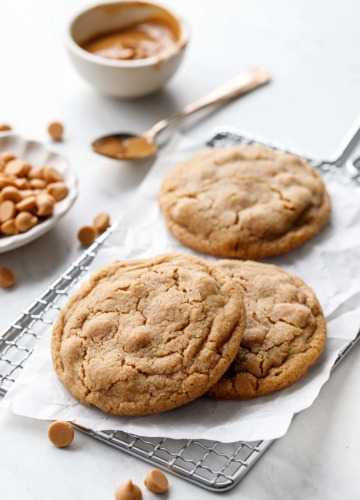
[92,66,271,160]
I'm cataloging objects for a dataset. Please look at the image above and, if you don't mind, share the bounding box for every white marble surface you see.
[0,0,360,498]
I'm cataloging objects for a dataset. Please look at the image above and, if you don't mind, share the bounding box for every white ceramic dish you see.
[65,1,190,98]
[0,133,78,253]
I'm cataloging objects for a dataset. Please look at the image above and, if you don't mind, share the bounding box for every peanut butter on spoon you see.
[93,135,157,160]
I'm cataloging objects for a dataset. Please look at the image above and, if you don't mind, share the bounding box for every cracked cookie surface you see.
[51,253,246,415]
[159,146,331,259]
[207,260,326,399]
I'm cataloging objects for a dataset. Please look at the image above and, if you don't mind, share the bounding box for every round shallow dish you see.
[0,133,78,253]
[65,1,190,98]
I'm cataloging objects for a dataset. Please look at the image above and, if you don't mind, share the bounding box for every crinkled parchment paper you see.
[3,134,360,442]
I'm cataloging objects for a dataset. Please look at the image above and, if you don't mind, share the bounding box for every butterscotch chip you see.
[93,212,110,232]
[15,211,38,232]
[0,124,12,132]
[29,178,46,189]
[15,178,30,190]
[5,159,31,178]
[19,189,37,199]
[46,182,68,201]
[51,254,245,415]
[0,153,67,237]
[78,225,97,246]
[48,122,64,141]
[115,480,142,500]
[0,151,16,164]
[144,469,169,494]
[0,200,17,222]
[28,167,45,180]
[207,260,327,399]
[0,175,16,189]
[0,266,15,288]
[0,186,21,202]
[36,193,55,217]
[16,196,37,212]
[159,146,331,259]
[42,166,63,183]
[48,421,74,448]
[1,219,17,235]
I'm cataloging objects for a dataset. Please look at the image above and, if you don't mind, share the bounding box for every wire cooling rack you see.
[1,128,360,492]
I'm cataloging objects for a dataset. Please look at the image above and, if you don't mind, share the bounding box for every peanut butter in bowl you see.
[81,16,180,61]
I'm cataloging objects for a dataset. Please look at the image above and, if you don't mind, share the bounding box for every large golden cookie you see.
[207,260,327,399]
[159,146,331,259]
[51,254,246,415]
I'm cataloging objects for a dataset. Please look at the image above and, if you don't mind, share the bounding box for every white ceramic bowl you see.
[65,1,190,98]
[0,133,78,253]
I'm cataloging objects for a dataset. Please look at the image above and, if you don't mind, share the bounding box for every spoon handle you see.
[149,66,271,137]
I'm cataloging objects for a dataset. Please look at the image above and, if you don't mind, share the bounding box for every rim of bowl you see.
[64,0,190,68]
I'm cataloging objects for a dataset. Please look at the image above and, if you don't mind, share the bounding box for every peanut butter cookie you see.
[159,146,331,259]
[207,260,326,399]
[51,254,246,415]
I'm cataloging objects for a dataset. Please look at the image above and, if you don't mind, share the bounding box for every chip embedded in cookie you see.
[159,146,331,259]
[207,260,327,399]
[51,254,246,415]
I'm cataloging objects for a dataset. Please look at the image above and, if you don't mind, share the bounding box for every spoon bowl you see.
[92,133,157,160]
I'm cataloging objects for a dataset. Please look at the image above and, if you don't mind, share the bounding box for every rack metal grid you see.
[1,128,360,492]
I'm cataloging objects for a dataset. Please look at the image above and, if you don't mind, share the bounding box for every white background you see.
[0,0,360,498]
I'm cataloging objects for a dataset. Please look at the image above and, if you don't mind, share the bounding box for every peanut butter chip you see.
[93,212,110,232]
[0,175,15,189]
[15,211,38,232]
[15,178,30,190]
[36,193,55,217]
[1,219,17,235]
[0,151,16,163]
[0,153,69,239]
[42,166,63,183]
[30,178,46,189]
[78,226,97,246]
[0,186,21,202]
[0,124,12,132]
[0,267,15,288]
[144,469,169,494]
[48,122,64,141]
[0,200,17,222]
[46,182,68,201]
[16,196,36,212]
[48,421,74,448]
[20,189,38,199]
[28,167,45,180]
[5,159,30,177]
[115,480,142,500]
